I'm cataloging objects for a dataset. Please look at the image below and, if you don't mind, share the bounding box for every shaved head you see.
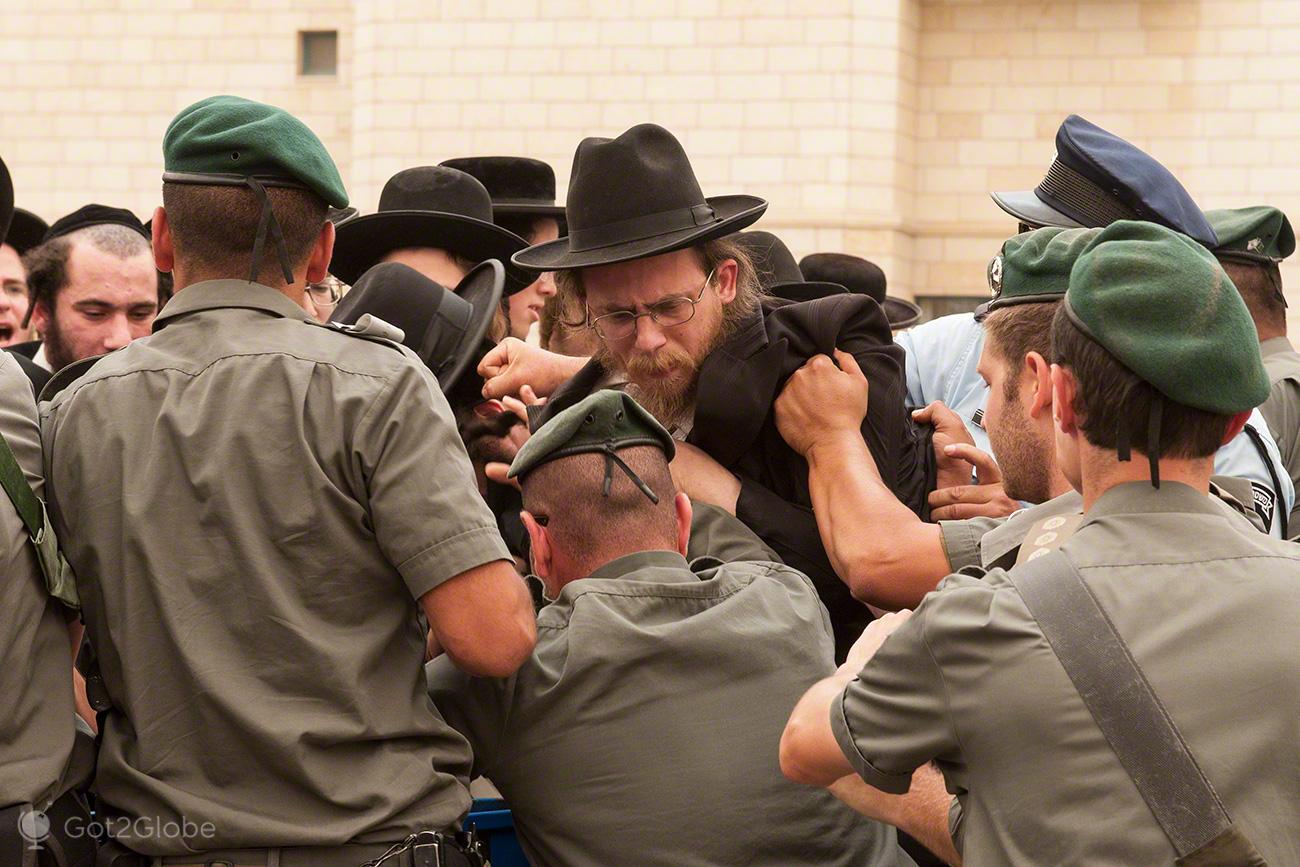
[520,445,679,576]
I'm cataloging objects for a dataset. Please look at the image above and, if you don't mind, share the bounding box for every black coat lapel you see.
[688,312,787,468]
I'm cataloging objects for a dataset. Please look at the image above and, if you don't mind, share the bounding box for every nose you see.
[633,314,667,354]
[101,314,134,352]
[536,272,557,298]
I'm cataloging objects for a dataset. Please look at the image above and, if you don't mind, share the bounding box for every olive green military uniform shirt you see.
[429,551,912,867]
[834,482,1300,865]
[1259,336,1300,538]
[939,479,1265,573]
[39,280,511,855]
[0,351,76,810]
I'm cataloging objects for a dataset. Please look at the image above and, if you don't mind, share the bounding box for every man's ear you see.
[1221,410,1252,446]
[674,492,693,557]
[152,206,174,274]
[1024,351,1053,419]
[305,220,335,285]
[713,258,739,305]
[520,510,552,581]
[29,298,50,335]
[1050,363,1078,435]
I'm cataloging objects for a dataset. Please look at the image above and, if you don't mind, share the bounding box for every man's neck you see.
[1079,447,1214,512]
[1045,464,1073,500]
[174,270,307,304]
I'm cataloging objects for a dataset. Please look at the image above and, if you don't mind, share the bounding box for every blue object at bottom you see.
[468,798,529,867]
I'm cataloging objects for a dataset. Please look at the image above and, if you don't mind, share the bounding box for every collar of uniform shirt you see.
[1079,480,1224,530]
[582,550,693,583]
[152,279,313,331]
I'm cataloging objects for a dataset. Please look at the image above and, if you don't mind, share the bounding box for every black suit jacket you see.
[4,345,50,397]
[539,295,933,660]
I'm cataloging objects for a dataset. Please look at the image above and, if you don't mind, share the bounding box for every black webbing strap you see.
[245,176,296,286]
[1009,551,1267,865]
[0,430,42,539]
[1241,422,1289,539]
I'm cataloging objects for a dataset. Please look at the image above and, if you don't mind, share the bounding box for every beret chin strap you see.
[1115,393,1163,489]
[601,443,661,505]
[245,176,297,286]
[161,171,300,285]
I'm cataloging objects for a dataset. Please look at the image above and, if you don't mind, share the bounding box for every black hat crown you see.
[566,124,719,252]
[377,166,496,223]
[440,156,557,206]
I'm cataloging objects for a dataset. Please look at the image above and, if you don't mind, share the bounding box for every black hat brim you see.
[512,195,767,272]
[330,210,531,293]
[492,202,566,220]
[990,190,1084,230]
[5,209,48,254]
[882,297,923,330]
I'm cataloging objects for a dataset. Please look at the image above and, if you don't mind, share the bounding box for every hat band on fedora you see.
[1035,160,1140,229]
[567,203,719,253]
[494,196,559,206]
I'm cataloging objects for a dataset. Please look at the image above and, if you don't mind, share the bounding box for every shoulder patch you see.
[39,354,104,404]
[306,314,407,354]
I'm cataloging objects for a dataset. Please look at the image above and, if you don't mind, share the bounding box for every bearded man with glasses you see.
[481,124,937,662]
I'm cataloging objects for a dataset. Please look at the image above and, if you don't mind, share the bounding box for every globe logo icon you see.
[17,810,51,844]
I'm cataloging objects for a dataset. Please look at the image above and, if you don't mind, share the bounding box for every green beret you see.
[1206,206,1294,264]
[163,95,347,208]
[509,391,675,501]
[1064,220,1269,415]
[986,226,1102,313]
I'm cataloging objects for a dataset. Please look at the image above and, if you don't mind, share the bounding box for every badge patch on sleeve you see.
[1250,480,1277,530]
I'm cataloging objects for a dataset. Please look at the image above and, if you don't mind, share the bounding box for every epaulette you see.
[39,355,104,404]
[306,313,407,354]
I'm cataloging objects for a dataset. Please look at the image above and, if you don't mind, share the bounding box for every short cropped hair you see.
[1219,258,1285,335]
[1050,306,1233,459]
[161,182,327,284]
[982,301,1058,403]
[520,445,678,572]
[24,223,152,312]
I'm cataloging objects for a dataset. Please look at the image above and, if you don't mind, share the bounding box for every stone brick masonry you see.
[2,0,1297,319]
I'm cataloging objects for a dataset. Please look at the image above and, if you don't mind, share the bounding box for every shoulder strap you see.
[1240,423,1287,539]
[1009,552,1267,866]
[0,430,79,610]
[0,429,41,537]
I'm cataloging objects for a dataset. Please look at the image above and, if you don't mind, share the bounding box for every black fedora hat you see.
[731,231,846,301]
[513,124,767,272]
[0,156,13,242]
[330,166,530,290]
[5,208,48,255]
[799,253,922,330]
[329,259,504,392]
[439,156,565,221]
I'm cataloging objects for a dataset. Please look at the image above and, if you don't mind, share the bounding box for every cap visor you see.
[990,190,1083,230]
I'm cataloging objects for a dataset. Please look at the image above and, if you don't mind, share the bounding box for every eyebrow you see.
[595,290,694,315]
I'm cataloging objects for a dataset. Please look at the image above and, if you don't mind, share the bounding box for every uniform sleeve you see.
[426,657,515,779]
[830,596,962,794]
[893,327,926,409]
[357,361,511,600]
[0,352,45,495]
[938,515,1005,571]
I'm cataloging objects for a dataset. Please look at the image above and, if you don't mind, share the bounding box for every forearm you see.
[423,561,537,677]
[780,668,858,787]
[805,432,951,610]
[830,765,961,866]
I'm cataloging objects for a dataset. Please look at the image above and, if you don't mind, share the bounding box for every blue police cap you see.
[991,114,1217,248]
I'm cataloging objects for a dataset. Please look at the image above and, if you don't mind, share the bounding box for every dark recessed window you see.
[915,296,985,324]
[299,31,337,76]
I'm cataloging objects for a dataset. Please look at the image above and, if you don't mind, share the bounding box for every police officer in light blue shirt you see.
[899,114,1294,536]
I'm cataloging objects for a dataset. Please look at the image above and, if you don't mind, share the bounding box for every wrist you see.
[806,429,865,466]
